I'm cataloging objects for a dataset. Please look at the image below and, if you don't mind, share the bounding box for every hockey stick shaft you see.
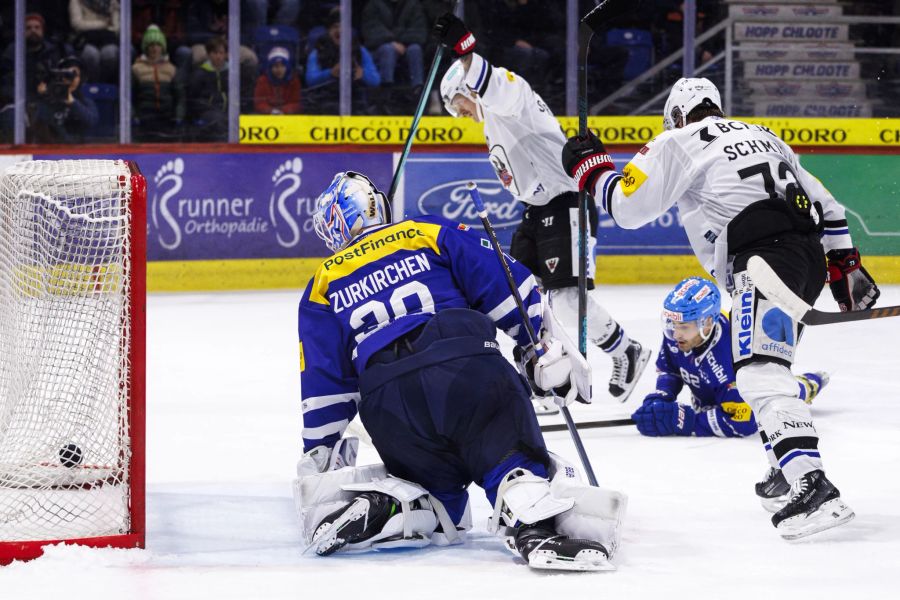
[468,183,599,487]
[575,0,635,361]
[747,255,900,325]
[386,0,461,211]
[541,418,634,433]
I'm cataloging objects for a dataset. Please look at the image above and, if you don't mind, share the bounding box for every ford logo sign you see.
[417,179,522,228]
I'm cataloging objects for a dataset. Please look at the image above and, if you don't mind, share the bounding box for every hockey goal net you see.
[0,160,145,565]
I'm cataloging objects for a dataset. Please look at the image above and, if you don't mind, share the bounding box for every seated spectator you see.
[132,1,191,77]
[132,24,185,142]
[188,35,229,141]
[305,8,380,114]
[361,0,426,91]
[186,0,258,110]
[486,0,563,97]
[253,46,301,114]
[31,56,99,143]
[1,14,66,118]
[69,0,120,84]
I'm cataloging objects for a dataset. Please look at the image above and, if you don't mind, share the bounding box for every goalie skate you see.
[513,520,614,572]
[772,470,855,540]
[308,492,399,556]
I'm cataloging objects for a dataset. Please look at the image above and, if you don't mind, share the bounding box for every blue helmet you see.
[313,172,388,251]
[661,277,721,341]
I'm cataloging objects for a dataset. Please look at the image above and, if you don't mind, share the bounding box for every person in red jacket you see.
[253,46,301,114]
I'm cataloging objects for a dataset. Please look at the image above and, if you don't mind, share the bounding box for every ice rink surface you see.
[4,285,899,599]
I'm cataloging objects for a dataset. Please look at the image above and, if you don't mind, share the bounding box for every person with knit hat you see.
[132,23,185,141]
[253,45,301,115]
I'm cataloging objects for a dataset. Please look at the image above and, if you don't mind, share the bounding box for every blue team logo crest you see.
[417,179,522,228]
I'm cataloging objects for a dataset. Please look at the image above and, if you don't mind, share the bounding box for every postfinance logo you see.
[310,222,442,304]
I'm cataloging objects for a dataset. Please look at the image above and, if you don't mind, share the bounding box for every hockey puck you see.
[59,443,83,468]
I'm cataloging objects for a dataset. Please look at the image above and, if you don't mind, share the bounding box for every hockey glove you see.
[631,396,694,437]
[561,132,614,193]
[296,437,359,477]
[826,247,880,312]
[433,12,476,57]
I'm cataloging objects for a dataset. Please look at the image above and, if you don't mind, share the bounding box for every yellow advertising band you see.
[148,255,900,292]
[240,115,900,147]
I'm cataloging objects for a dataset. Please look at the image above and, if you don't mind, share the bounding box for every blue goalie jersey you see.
[298,215,542,451]
[654,314,758,437]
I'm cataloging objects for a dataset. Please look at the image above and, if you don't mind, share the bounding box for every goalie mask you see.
[663,77,722,130]
[661,277,721,347]
[440,59,483,122]
[313,171,388,251]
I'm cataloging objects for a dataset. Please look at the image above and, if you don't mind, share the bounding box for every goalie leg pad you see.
[548,453,628,560]
[488,468,575,534]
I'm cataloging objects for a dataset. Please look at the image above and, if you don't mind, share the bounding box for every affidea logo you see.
[267,158,318,249]
[151,157,269,251]
[417,179,520,228]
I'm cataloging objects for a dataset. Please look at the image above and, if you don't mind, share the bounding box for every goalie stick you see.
[467,182,599,487]
[747,256,900,325]
[541,418,634,433]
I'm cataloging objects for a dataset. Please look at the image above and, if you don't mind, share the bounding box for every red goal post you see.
[0,160,146,565]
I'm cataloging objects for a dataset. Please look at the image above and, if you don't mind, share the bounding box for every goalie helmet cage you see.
[0,160,146,565]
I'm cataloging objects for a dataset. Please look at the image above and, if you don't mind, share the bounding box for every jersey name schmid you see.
[329,254,432,313]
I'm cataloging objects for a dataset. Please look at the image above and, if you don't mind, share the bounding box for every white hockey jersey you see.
[590,116,854,283]
[464,53,575,206]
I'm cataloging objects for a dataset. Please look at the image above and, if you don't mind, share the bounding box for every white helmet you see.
[663,77,722,130]
[440,59,482,120]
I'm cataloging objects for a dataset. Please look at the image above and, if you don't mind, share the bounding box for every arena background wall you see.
[1,116,897,292]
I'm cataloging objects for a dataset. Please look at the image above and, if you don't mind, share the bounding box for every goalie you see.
[294,171,626,571]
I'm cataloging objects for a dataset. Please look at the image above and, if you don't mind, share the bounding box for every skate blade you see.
[527,549,616,572]
[777,498,855,541]
[612,348,652,404]
[303,498,370,556]
[760,494,789,513]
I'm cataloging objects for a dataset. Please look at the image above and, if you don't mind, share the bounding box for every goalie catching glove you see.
[432,12,476,57]
[826,247,880,312]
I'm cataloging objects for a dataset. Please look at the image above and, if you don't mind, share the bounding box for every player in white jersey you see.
[432,12,650,405]
[562,77,880,540]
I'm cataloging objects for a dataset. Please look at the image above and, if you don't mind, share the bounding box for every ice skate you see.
[755,467,791,513]
[609,340,651,402]
[514,519,613,572]
[310,492,399,556]
[772,470,855,540]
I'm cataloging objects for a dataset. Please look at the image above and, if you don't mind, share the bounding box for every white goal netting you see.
[0,160,137,543]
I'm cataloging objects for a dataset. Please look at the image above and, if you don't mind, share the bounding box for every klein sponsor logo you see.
[417,179,521,228]
[151,158,268,251]
[737,291,753,357]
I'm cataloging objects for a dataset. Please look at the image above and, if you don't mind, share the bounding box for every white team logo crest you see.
[545,257,559,273]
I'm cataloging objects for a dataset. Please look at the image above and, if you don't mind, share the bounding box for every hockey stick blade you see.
[581,0,642,32]
[541,418,634,433]
[747,255,900,325]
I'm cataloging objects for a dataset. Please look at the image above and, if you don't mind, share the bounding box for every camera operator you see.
[31,56,99,143]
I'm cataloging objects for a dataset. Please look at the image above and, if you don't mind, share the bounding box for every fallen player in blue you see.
[632,277,829,513]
